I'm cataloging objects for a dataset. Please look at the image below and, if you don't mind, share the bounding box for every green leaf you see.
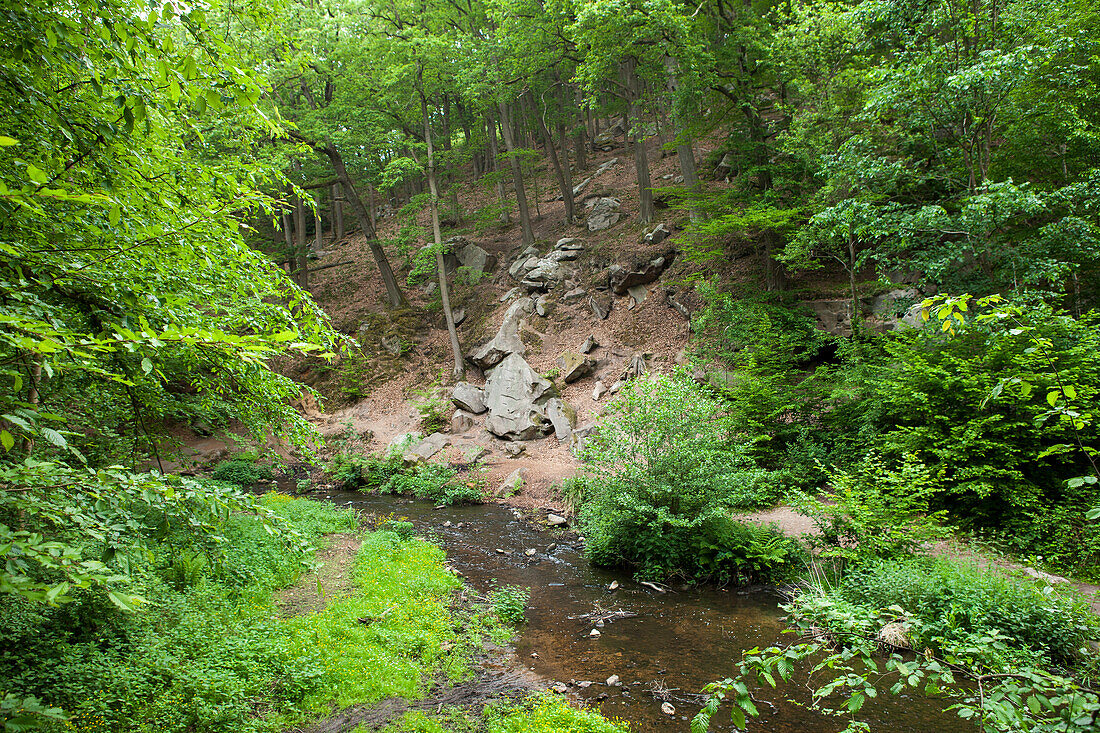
[0,135,18,146]
[141,357,153,374]
[40,428,67,448]
[0,430,13,451]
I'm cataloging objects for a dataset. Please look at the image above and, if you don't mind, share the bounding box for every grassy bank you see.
[0,490,623,732]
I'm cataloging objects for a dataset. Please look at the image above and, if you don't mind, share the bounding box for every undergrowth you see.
[328,451,483,505]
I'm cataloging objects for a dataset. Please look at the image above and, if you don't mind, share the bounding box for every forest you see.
[1,0,1099,731]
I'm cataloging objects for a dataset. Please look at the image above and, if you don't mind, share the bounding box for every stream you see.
[324,490,965,732]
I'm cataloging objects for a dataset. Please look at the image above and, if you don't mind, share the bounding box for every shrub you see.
[579,373,798,582]
[209,458,273,486]
[328,452,483,505]
[490,586,529,625]
[484,694,631,733]
[795,452,947,566]
[837,558,1099,668]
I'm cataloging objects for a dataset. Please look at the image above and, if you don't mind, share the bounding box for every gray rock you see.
[504,442,527,458]
[387,432,422,454]
[673,174,684,184]
[592,380,607,400]
[610,251,676,295]
[571,177,593,197]
[562,287,587,303]
[594,157,619,176]
[547,249,579,262]
[508,258,528,280]
[469,297,532,369]
[608,380,623,395]
[456,242,498,281]
[545,398,576,441]
[452,307,466,326]
[552,682,570,693]
[463,444,490,463]
[555,237,583,250]
[499,287,522,302]
[523,259,569,291]
[571,422,597,455]
[498,468,525,497]
[627,283,648,306]
[580,335,599,354]
[666,289,691,319]
[805,299,853,337]
[410,432,449,461]
[547,513,568,526]
[589,292,612,320]
[381,335,402,356]
[451,382,487,414]
[586,197,622,231]
[450,410,475,434]
[606,674,621,686]
[422,280,438,296]
[535,295,552,317]
[643,223,671,245]
[559,351,597,383]
[483,353,553,440]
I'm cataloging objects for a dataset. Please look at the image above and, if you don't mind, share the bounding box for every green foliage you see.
[483,694,632,733]
[695,556,1100,733]
[210,459,274,487]
[796,453,947,566]
[691,285,834,469]
[328,452,483,505]
[412,380,451,434]
[579,373,800,582]
[489,586,529,625]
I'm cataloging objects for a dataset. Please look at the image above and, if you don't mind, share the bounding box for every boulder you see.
[504,442,526,458]
[451,410,475,434]
[665,288,691,319]
[483,353,554,440]
[452,307,466,326]
[558,351,597,383]
[535,295,552,317]
[547,513,568,526]
[580,335,599,354]
[586,197,622,231]
[610,251,676,295]
[410,432,449,461]
[497,468,525,498]
[594,157,619,176]
[547,249,579,262]
[627,284,648,307]
[642,223,671,245]
[570,422,597,455]
[592,380,607,400]
[388,432,422,454]
[555,237,584,251]
[451,382,487,414]
[588,292,612,320]
[545,398,576,441]
[456,242,498,281]
[469,297,533,369]
[523,259,569,291]
[562,287,587,303]
[499,286,522,302]
[805,299,853,337]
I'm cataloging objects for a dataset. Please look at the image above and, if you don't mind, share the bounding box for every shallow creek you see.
[327,491,964,732]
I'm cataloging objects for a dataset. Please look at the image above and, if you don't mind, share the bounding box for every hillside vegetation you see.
[2,0,1099,731]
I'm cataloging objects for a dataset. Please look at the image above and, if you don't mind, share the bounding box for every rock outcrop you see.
[483,352,553,440]
[609,250,676,295]
[451,382,487,414]
[586,197,622,231]
[469,297,532,369]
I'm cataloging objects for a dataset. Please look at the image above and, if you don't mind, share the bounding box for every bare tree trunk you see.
[314,196,323,252]
[20,357,41,454]
[528,92,574,226]
[420,70,465,380]
[486,115,510,223]
[332,183,344,240]
[497,101,535,245]
[294,194,309,289]
[622,59,654,225]
[665,55,704,222]
[574,87,588,171]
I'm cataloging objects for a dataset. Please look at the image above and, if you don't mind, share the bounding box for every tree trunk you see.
[528,92,574,226]
[664,55,704,222]
[573,87,588,171]
[420,72,465,380]
[486,115,510,223]
[314,196,323,252]
[332,183,344,240]
[294,194,309,290]
[497,101,534,245]
[304,137,405,306]
[622,59,654,225]
[763,230,787,292]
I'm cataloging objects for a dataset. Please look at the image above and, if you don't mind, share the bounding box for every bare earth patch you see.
[277,533,363,616]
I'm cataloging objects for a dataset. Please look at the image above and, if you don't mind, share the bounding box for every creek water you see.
[326,491,964,732]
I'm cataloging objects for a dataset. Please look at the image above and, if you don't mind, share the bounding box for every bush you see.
[210,458,273,486]
[484,694,631,733]
[579,373,799,582]
[490,586,529,625]
[327,452,483,505]
[824,557,1099,669]
[796,452,947,566]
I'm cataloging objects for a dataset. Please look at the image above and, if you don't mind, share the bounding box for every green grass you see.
[0,492,496,733]
[365,695,633,733]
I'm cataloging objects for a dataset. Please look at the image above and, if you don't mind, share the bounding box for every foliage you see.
[796,453,947,566]
[483,694,632,733]
[412,379,451,434]
[694,559,1100,732]
[328,452,483,505]
[579,373,800,582]
[210,458,274,487]
[489,586,529,625]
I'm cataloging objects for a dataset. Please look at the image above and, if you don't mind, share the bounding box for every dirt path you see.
[276,533,363,616]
